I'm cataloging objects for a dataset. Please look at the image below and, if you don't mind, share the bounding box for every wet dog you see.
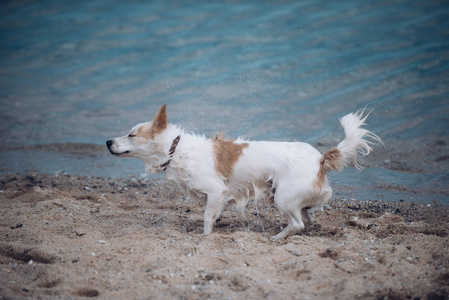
[106,104,381,239]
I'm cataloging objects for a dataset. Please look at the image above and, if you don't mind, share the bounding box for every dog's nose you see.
[106,140,113,148]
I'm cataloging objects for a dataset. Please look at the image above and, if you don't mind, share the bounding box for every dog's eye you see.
[128,134,136,138]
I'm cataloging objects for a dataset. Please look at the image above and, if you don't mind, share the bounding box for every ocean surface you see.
[0,0,448,204]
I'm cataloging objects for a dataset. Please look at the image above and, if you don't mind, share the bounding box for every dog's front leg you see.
[203,192,225,235]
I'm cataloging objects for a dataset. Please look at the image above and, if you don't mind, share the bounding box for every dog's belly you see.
[225,177,274,204]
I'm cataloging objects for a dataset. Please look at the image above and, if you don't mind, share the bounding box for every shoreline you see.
[1,135,448,206]
[0,174,448,299]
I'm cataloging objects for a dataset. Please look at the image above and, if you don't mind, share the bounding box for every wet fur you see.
[107,105,381,240]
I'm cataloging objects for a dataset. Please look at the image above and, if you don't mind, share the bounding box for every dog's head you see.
[106,104,168,161]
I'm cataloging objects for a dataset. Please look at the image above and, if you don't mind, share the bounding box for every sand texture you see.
[0,174,448,299]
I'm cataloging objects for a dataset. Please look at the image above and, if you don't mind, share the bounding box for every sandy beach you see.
[1,0,449,299]
[0,174,447,299]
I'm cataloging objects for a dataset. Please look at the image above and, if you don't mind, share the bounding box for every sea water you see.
[0,0,448,204]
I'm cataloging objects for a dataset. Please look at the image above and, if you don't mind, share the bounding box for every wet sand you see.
[0,174,448,299]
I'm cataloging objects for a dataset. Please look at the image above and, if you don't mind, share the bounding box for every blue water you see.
[0,0,448,204]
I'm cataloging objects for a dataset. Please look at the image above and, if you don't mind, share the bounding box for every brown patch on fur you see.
[137,123,154,139]
[151,104,168,135]
[314,147,343,191]
[212,132,249,179]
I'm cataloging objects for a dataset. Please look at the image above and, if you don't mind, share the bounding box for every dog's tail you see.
[320,110,382,175]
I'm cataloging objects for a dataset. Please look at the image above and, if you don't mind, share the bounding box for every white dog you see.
[106,104,380,240]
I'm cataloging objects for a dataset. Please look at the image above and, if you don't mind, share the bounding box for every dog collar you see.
[160,135,181,171]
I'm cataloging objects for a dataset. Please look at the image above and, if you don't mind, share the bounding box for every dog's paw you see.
[271,233,286,241]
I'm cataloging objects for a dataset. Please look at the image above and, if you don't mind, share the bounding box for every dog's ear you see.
[151,104,168,134]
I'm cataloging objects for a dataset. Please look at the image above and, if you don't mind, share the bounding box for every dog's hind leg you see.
[254,200,265,232]
[272,207,305,240]
[271,186,307,240]
[301,208,314,228]
[227,198,248,229]
[203,192,226,235]
[235,201,249,230]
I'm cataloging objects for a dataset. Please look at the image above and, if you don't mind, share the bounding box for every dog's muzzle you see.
[106,140,129,156]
